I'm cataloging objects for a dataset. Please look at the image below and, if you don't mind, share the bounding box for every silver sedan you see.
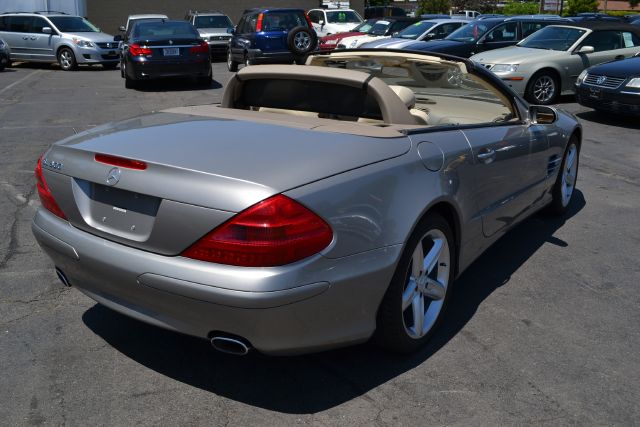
[32,50,582,355]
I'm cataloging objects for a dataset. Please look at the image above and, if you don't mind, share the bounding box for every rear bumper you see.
[126,57,210,80]
[32,209,401,355]
[246,49,296,64]
[575,84,640,116]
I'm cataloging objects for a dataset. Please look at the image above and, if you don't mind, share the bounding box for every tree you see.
[418,0,452,14]
[451,0,497,13]
[630,0,639,8]
[564,0,599,15]
[503,2,539,15]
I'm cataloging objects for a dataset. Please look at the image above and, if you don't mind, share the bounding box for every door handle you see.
[31,36,37,40]
[477,149,496,163]
[23,36,29,40]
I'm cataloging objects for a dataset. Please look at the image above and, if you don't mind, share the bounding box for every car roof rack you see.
[186,10,225,15]
[33,10,68,15]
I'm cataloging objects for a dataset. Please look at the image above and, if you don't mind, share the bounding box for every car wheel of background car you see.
[124,74,137,89]
[120,62,124,78]
[549,137,580,215]
[294,56,307,65]
[102,63,118,70]
[375,213,455,353]
[227,50,238,72]
[287,26,317,56]
[527,71,558,105]
[244,56,252,67]
[57,47,77,71]
[196,66,213,86]
[0,64,4,72]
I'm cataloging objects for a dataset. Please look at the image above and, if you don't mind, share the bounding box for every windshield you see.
[133,21,198,38]
[194,15,232,29]
[396,21,435,39]
[446,22,491,42]
[519,26,586,51]
[352,19,377,32]
[326,11,362,24]
[369,21,391,36]
[49,16,99,32]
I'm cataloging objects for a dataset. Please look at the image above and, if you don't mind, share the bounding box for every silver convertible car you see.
[32,50,582,355]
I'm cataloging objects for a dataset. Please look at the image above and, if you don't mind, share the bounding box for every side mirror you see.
[425,33,436,39]
[113,34,123,42]
[529,105,557,125]
[392,31,399,37]
[319,20,325,26]
[227,27,234,34]
[575,45,594,54]
[42,27,52,34]
[119,25,126,32]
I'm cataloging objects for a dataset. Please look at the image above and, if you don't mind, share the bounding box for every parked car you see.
[307,8,363,37]
[32,49,581,356]
[0,36,9,70]
[318,19,378,51]
[471,23,640,104]
[227,8,317,70]
[575,52,640,115]
[337,17,420,49]
[360,19,467,49]
[184,10,234,57]
[364,6,406,19]
[404,16,570,58]
[120,20,211,89]
[119,14,168,37]
[568,13,623,23]
[452,10,481,20]
[0,12,120,70]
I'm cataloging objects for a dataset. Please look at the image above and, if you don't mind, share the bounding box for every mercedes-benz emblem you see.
[596,76,607,85]
[106,167,121,186]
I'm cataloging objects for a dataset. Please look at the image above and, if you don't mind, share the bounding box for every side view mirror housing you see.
[119,25,126,32]
[42,27,52,34]
[113,34,123,42]
[227,27,235,34]
[425,33,436,39]
[529,105,557,125]
[575,45,594,54]
[319,20,325,26]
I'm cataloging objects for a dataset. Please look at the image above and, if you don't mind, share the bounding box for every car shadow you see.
[132,78,222,92]
[575,110,640,130]
[82,190,585,414]
[10,61,118,72]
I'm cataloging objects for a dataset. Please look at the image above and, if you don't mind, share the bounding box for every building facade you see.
[85,0,365,34]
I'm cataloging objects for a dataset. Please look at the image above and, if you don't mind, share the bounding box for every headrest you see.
[389,85,416,109]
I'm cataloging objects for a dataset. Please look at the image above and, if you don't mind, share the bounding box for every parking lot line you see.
[0,70,42,96]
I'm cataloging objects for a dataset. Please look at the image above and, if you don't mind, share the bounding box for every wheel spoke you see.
[411,293,424,335]
[565,171,575,186]
[566,148,576,170]
[423,277,445,301]
[423,238,444,274]
[411,242,424,278]
[402,279,418,311]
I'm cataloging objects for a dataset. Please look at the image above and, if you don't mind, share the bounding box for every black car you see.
[120,20,212,89]
[364,6,406,19]
[403,16,570,58]
[228,8,316,70]
[575,53,640,115]
[568,13,624,23]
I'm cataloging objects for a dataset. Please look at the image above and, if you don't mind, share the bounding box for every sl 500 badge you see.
[42,158,63,171]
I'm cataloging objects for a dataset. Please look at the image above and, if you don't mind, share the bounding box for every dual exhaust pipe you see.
[55,268,251,356]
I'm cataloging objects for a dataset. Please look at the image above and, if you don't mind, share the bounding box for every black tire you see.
[124,74,137,89]
[102,62,118,70]
[549,137,580,215]
[374,213,456,354]
[57,47,77,71]
[196,66,213,86]
[526,71,559,105]
[294,56,307,65]
[287,26,317,56]
[0,64,4,72]
[244,55,252,67]
[227,50,238,72]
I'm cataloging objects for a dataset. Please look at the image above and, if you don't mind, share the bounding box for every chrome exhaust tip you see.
[210,336,251,356]
[55,267,71,287]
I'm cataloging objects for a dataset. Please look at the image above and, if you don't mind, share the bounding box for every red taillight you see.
[189,40,209,54]
[95,153,147,170]
[305,12,314,29]
[129,43,152,56]
[256,13,264,32]
[35,156,67,220]
[182,195,333,267]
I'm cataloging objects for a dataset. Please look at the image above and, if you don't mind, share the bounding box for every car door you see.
[229,13,254,60]
[28,16,56,62]
[476,21,518,54]
[2,15,33,60]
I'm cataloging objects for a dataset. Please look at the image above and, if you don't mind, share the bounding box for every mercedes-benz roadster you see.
[32,50,581,355]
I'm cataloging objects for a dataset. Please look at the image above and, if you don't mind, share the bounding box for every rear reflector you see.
[129,44,152,56]
[182,195,333,267]
[95,153,147,170]
[256,13,264,32]
[35,156,67,220]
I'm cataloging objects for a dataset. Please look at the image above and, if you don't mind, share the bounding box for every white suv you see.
[307,9,363,37]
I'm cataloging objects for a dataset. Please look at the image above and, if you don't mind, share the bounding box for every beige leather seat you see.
[258,107,318,117]
[388,85,429,125]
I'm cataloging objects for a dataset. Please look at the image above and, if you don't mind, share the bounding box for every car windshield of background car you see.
[519,26,586,51]
[133,21,198,38]
[446,22,490,42]
[262,12,306,31]
[48,16,99,32]
[397,21,436,39]
[369,21,391,35]
[326,11,362,24]
[194,16,232,29]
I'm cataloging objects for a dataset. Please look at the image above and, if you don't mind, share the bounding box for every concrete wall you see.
[85,0,365,35]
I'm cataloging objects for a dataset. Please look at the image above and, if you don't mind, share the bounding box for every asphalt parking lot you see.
[1,61,639,426]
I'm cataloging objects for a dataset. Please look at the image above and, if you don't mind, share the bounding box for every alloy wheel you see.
[402,229,450,339]
[294,32,311,51]
[561,143,578,207]
[533,75,556,104]
[59,50,73,70]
